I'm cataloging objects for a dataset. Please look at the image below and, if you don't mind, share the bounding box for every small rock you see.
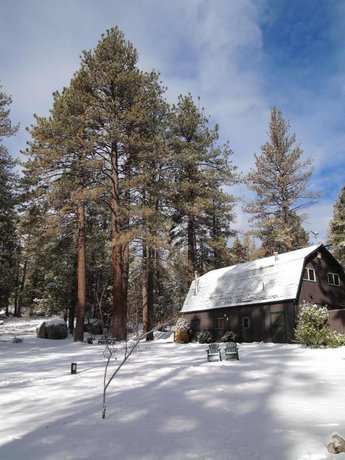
[326,432,345,454]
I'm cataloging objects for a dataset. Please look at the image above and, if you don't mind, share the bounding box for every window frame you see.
[215,317,225,330]
[241,316,250,329]
[303,267,316,282]
[328,272,340,286]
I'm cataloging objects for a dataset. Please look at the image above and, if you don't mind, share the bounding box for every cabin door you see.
[270,309,287,343]
[240,315,252,342]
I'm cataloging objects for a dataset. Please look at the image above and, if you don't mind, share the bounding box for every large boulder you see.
[37,318,68,340]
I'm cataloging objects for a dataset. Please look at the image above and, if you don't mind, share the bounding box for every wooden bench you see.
[98,337,116,345]
[206,343,222,362]
[224,342,239,360]
[13,337,23,343]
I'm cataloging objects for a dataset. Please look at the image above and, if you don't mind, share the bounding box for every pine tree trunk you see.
[122,242,129,334]
[13,255,20,317]
[142,245,154,341]
[74,202,86,342]
[111,234,124,340]
[187,216,197,285]
[17,254,28,317]
[110,161,126,339]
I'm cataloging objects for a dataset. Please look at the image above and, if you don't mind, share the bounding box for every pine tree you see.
[0,85,18,314]
[230,235,249,264]
[23,78,96,339]
[73,28,169,340]
[169,94,237,284]
[245,107,316,255]
[329,186,345,267]
[202,192,235,269]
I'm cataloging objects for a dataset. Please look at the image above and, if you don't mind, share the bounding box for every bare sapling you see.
[102,316,178,419]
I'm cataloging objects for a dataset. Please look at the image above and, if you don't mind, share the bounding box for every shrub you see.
[220,330,237,342]
[197,331,214,344]
[175,317,192,343]
[295,302,345,348]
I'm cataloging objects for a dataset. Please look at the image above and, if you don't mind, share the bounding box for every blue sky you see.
[1,0,344,243]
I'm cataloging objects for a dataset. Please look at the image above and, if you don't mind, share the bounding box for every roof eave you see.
[181,296,297,314]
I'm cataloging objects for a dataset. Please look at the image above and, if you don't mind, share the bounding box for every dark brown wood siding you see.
[298,249,345,309]
[183,301,296,343]
[183,247,345,343]
[328,309,345,334]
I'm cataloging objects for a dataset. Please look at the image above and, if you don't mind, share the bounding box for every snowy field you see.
[1,317,345,460]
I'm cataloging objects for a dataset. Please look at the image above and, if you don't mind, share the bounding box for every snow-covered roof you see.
[181,244,322,313]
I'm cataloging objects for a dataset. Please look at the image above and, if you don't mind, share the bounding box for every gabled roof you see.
[181,244,323,314]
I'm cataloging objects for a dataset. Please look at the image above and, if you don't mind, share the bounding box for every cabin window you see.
[328,273,340,286]
[303,268,316,282]
[241,316,250,329]
[215,317,225,329]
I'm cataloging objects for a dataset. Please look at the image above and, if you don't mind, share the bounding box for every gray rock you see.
[36,319,68,340]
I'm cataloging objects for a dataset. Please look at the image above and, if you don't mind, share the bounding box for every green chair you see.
[224,342,239,360]
[206,343,222,361]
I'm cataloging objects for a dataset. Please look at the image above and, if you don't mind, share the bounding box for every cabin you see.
[181,244,345,343]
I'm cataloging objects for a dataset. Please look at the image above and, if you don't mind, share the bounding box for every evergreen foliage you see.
[169,94,237,284]
[229,233,258,264]
[197,330,214,344]
[19,28,237,338]
[9,27,343,348]
[329,186,345,267]
[0,85,18,314]
[295,302,345,348]
[220,330,237,342]
[245,107,317,255]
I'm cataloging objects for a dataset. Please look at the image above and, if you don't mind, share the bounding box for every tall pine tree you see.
[329,186,345,267]
[169,94,237,284]
[72,28,168,340]
[245,107,317,255]
[0,85,18,314]
[23,78,97,339]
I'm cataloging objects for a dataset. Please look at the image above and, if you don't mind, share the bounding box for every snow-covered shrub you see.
[220,330,237,342]
[84,318,103,335]
[174,317,192,343]
[197,331,214,344]
[295,302,345,347]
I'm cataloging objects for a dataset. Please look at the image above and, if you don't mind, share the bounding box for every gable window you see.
[328,273,340,286]
[215,317,225,329]
[303,268,316,282]
[241,316,250,329]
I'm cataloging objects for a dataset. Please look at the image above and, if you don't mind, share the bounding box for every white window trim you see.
[328,272,340,286]
[303,267,316,282]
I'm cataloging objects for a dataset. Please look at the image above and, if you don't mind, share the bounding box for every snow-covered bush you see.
[197,331,214,344]
[174,317,192,343]
[220,330,237,342]
[295,302,345,348]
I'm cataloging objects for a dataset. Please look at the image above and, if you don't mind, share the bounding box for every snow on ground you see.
[1,317,345,460]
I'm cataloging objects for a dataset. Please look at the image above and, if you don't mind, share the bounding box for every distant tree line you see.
[1,27,341,341]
